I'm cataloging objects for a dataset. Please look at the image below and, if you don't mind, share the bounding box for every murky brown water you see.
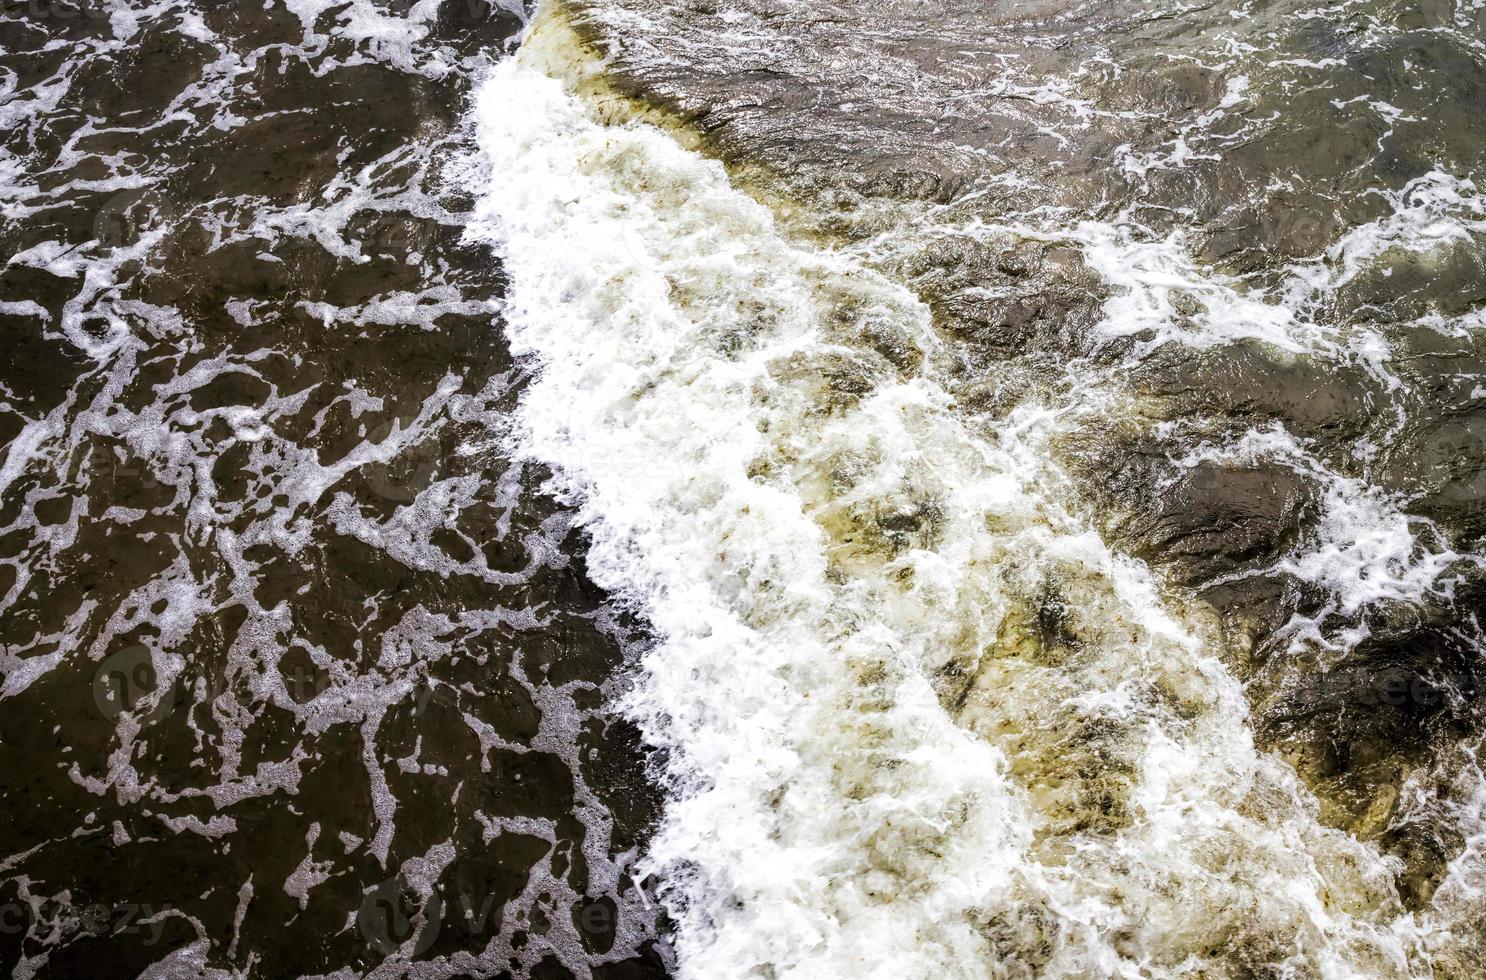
[558,0,1486,881]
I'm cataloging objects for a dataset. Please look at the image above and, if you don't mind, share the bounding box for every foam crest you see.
[467,16,1454,976]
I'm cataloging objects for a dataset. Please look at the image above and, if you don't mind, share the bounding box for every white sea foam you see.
[1073,220,1317,353]
[465,14,1472,977]
[1175,424,1480,655]
[1282,170,1486,303]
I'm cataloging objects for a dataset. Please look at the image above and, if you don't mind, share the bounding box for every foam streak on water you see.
[466,15,1477,977]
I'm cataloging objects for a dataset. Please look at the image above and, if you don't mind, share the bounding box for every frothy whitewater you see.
[466,13,1486,977]
[2,0,1482,975]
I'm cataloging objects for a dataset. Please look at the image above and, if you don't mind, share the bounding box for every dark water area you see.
[0,2,669,977]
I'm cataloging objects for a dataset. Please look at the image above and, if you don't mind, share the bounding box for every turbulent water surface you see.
[5,0,1486,977]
